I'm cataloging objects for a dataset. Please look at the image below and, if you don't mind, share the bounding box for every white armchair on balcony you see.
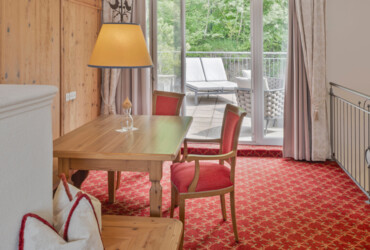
[235,74,285,134]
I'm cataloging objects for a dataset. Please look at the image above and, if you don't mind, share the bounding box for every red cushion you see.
[171,162,233,193]
[155,95,180,116]
[221,111,240,154]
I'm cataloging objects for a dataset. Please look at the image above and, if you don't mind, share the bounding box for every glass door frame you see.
[250,0,283,146]
[149,0,186,115]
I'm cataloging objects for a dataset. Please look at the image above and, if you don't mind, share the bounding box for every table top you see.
[101,215,182,250]
[53,115,192,161]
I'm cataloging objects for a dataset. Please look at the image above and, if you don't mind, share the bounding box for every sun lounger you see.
[186,57,237,105]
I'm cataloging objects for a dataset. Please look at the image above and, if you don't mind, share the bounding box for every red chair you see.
[112,90,186,196]
[152,90,185,116]
[170,104,246,244]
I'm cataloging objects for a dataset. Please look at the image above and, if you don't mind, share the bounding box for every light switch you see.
[70,91,76,100]
[66,93,70,102]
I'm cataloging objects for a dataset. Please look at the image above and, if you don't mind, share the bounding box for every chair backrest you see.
[201,57,228,81]
[152,90,185,116]
[220,104,247,155]
[186,58,206,82]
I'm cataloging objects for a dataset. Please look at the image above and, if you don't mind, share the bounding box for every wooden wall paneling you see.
[0,0,61,139]
[61,0,101,134]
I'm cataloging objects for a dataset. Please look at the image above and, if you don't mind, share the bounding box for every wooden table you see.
[101,215,182,250]
[53,115,192,217]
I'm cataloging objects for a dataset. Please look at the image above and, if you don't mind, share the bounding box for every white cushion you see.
[201,58,228,81]
[186,81,237,91]
[187,81,221,91]
[235,77,251,89]
[53,174,102,232]
[215,81,238,90]
[19,195,103,250]
[186,58,206,82]
[235,77,269,90]
[242,70,251,78]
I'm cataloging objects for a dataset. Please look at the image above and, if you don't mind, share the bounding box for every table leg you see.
[149,162,163,217]
[108,171,117,203]
[58,158,70,179]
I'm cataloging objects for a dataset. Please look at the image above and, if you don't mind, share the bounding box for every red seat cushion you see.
[171,162,233,193]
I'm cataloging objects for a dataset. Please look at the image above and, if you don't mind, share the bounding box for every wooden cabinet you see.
[61,0,101,134]
[0,0,61,139]
[0,0,102,137]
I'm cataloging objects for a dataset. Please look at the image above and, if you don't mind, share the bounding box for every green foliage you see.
[185,0,288,52]
[156,0,288,75]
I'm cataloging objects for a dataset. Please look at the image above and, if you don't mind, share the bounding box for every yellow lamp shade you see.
[88,23,153,68]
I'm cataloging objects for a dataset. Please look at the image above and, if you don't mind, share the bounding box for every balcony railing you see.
[157,51,288,81]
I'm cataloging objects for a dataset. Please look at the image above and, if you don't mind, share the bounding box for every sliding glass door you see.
[185,0,252,141]
[151,0,288,145]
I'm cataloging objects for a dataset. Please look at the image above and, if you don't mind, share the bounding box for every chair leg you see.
[220,194,227,221]
[116,171,121,190]
[230,191,239,242]
[194,92,198,105]
[170,183,178,218]
[179,197,185,249]
[265,119,270,135]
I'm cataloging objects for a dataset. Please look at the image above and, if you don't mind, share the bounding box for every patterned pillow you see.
[19,194,103,250]
[53,174,102,232]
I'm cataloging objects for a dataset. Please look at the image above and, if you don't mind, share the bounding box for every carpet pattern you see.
[82,157,370,249]
[184,143,283,158]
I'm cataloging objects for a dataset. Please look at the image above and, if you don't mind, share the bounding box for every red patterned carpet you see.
[82,156,370,249]
[185,143,283,158]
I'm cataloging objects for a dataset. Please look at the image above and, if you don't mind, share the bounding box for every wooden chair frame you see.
[152,90,185,116]
[170,104,246,245]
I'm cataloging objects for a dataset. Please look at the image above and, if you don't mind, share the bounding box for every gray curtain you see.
[283,0,312,160]
[295,0,329,161]
[101,0,151,116]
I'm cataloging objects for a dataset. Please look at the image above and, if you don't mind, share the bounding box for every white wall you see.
[326,0,370,94]
[0,85,57,250]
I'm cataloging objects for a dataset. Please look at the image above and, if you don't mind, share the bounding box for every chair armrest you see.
[264,88,284,92]
[186,151,236,162]
[181,138,221,162]
[184,138,221,144]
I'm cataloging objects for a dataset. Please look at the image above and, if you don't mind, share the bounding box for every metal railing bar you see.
[347,104,349,173]
[330,82,370,100]
[336,97,339,161]
[342,100,344,164]
[363,108,366,186]
[332,96,370,114]
[350,106,353,176]
[333,157,370,199]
